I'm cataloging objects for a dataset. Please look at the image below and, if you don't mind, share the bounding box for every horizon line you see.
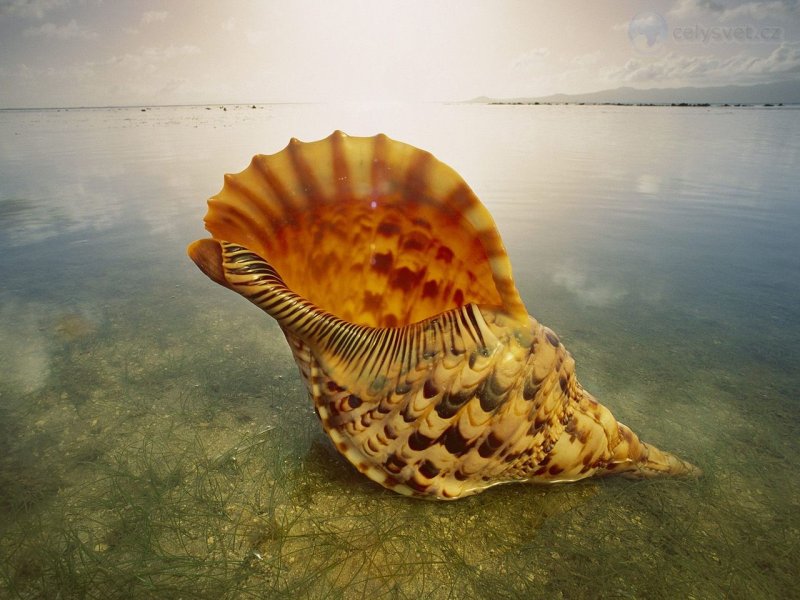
[2,100,798,111]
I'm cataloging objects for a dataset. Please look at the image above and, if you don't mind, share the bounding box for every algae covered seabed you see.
[1,104,798,598]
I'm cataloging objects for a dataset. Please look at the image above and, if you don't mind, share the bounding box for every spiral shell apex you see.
[188,131,699,500]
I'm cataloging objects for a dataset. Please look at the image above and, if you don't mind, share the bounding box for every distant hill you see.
[472,80,800,105]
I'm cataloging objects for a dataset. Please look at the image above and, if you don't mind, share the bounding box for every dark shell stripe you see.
[219,241,496,400]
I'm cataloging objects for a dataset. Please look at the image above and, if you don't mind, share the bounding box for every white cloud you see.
[670,0,800,21]
[108,44,201,71]
[571,51,601,68]
[606,42,800,85]
[670,0,727,19]
[141,10,167,25]
[45,62,94,80]
[126,10,167,33]
[511,47,550,70]
[0,42,205,106]
[245,29,267,45]
[152,44,200,59]
[720,1,794,20]
[222,16,236,31]
[22,18,97,39]
[0,0,66,19]
[611,20,630,33]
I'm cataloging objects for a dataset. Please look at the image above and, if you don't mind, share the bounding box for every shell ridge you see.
[330,130,353,203]
[370,134,390,199]
[222,166,283,232]
[249,155,301,225]
[287,138,326,207]
[403,147,435,206]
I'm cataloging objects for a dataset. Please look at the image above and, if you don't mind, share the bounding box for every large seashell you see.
[188,131,699,500]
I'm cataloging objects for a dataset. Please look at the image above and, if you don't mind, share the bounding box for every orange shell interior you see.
[202,131,527,328]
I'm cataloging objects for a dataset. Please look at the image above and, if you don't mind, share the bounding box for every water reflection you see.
[549,262,627,307]
[0,299,50,393]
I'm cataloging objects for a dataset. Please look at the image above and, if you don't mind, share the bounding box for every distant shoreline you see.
[1,101,797,112]
[0,103,314,112]
[487,101,793,107]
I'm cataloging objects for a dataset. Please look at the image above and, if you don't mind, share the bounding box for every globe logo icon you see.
[628,12,668,54]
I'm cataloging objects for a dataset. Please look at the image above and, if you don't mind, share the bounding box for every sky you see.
[0,0,798,107]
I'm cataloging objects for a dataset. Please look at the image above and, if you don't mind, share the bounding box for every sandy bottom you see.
[1,272,797,600]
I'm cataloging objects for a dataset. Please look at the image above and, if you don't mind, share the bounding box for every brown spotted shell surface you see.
[189,131,699,499]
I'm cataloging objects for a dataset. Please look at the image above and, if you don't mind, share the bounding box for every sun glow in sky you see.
[0,0,798,107]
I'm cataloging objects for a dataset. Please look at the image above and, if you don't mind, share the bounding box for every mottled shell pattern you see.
[188,131,699,500]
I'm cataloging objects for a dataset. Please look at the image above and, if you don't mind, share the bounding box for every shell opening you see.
[199,131,528,328]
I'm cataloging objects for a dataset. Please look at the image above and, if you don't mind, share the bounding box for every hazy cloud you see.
[12,61,95,80]
[2,2,799,107]
[109,44,201,71]
[125,10,167,34]
[670,0,800,21]
[141,10,167,25]
[245,29,266,45]
[512,47,550,70]
[607,41,800,85]
[571,51,601,68]
[0,0,67,19]
[22,18,96,39]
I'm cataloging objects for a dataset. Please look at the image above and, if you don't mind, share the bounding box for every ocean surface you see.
[0,103,798,599]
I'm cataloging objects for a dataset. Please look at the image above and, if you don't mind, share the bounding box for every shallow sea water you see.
[0,103,798,599]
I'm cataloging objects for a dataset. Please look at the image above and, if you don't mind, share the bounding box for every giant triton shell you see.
[188,131,699,500]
